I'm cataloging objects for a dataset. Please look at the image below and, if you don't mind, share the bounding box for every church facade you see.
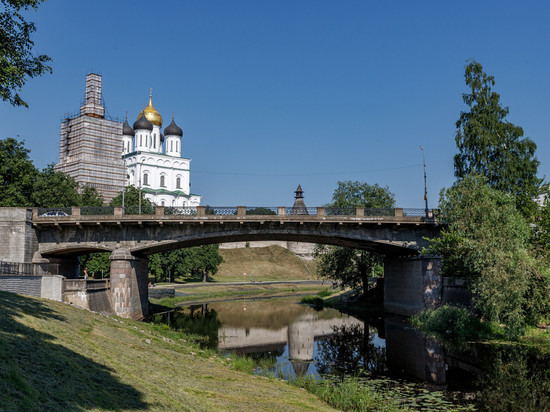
[122,93,200,207]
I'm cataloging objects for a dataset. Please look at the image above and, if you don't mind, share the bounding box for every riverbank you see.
[0,291,336,411]
[150,282,334,308]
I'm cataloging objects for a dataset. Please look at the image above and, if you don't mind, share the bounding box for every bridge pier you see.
[109,248,149,320]
[384,256,442,316]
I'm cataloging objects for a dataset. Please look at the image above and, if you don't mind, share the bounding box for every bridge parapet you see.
[32,206,437,221]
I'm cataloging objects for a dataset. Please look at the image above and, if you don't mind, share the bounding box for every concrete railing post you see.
[197,206,206,217]
[237,206,246,217]
[317,207,326,216]
[394,208,403,217]
[278,206,286,216]
[355,207,364,217]
[32,207,39,219]
[155,206,165,216]
[71,207,81,217]
[114,207,123,217]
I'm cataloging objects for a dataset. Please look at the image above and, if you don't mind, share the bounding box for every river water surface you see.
[151,295,550,410]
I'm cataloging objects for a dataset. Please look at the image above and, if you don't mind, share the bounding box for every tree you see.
[80,252,110,278]
[316,180,395,296]
[0,137,37,206]
[31,164,82,207]
[454,60,541,217]
[160,245,224,282]
[328,180,396,209]
[1,0,52,107]
[78,185,104,207]
[427,174,550,338]
[246,207,276,215]
[110,186,155,214]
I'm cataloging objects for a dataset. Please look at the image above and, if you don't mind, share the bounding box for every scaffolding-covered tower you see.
[55,73,125,202]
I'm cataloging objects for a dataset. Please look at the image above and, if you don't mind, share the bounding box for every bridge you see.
[2,206,443,319]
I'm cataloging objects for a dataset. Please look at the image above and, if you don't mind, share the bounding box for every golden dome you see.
[138,92,163,127]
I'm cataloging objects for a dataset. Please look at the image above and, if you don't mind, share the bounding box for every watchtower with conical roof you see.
[290,185,308,215]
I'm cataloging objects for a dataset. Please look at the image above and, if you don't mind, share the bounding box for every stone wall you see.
[63,279,112,315]
[0,274,64,302]
[441,277,472,308]
[0,275,42,297]
[0,208,37,263]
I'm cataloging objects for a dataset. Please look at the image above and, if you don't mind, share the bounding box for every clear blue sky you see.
[2,0,549,208]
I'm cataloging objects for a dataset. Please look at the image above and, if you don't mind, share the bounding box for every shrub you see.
[412,306,497,341]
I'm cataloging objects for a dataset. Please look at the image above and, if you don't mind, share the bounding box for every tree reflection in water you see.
[315,323,386,377]
[469,343,550,411]
[150,304,221,349]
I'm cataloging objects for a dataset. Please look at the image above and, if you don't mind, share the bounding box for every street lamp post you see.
[420,146,429,217]
[138,161,142,215]
[122,159,127,214]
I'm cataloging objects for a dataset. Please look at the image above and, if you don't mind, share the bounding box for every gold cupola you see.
[138,91,163,127]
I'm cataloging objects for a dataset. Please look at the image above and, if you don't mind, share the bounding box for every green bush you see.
[412,306,498,341]
[300,296,324,310]
[317,289,332,298]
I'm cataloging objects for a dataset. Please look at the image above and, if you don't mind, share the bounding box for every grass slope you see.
[0,291,335,412]
[216,245,317,282]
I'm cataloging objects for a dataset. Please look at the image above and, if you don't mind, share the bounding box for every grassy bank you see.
[152,283,330,308]
[0,291,336,411]
[216,245,317,282]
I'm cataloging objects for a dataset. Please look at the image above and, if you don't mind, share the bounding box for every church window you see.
[161,200,165,206]
[170,141,173,152]
[160,175,165,187]
[143,173,148,185]
[153,134,156,149]
[176,177,181,188]
[176,141,178,152]
[140,135,142,146]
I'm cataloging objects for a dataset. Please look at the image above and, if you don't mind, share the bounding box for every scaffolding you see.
[55,73,125,203]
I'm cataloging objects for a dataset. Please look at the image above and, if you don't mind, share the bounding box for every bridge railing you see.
[33,206,436,219]
[164,207,197,216]
[37,207,72,217]
[0,261,34,275]
[80,206,115,216]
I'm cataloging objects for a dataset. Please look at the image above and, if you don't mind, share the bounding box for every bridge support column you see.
[109,248,149,320]
[32,252,80,278]
[383,255,441,316]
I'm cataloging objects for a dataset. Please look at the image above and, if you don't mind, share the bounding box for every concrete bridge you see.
[2,206,443,319]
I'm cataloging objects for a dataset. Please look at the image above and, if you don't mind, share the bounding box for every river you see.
[150,295,550,410]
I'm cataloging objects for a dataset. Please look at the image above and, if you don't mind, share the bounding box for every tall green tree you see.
[329,180,395,209]
[0,137,37,206]
[78,185,104,207]
[110,186,155,213]
[31,164,104,207]
[80,252,110,278]
[427,174,550,338]
[1,0,52,107]
[31,164,81,207]
[316,180,395,296]
[454,60,541,216]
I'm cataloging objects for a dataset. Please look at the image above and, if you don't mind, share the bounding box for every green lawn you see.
[0,291,336,411]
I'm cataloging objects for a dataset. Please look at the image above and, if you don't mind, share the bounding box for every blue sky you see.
[2,0,549,208]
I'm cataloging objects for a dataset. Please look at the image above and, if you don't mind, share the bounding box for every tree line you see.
[0,137,223,283]
[316,60,550,340]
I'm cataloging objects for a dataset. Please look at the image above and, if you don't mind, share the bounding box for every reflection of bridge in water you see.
[219,312,363,361]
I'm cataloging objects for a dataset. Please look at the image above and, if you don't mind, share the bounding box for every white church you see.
[122,93,201,207]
